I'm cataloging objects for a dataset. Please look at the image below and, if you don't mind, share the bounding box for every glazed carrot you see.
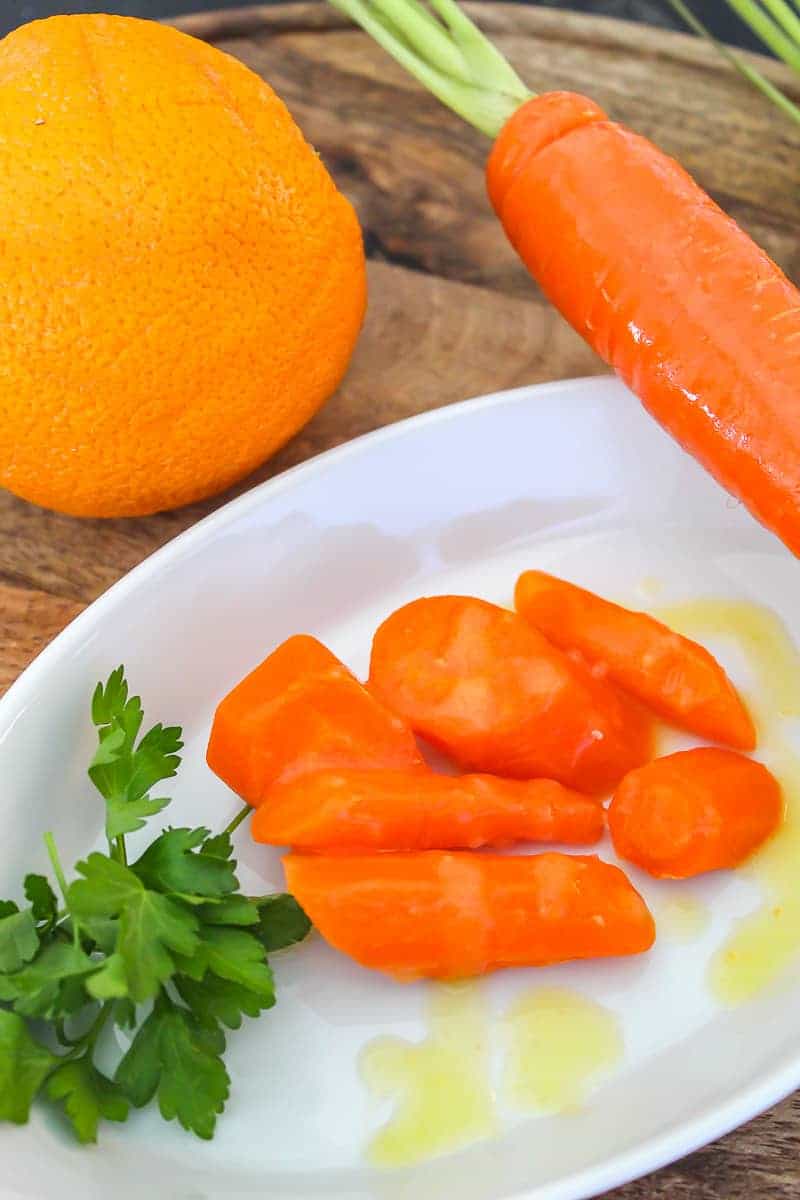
[369,595,652,794]
[332,0,800,558]
[207,634,422,806]
[253,766,603,851]
[284,850,655,979]
[608,748,782,879]
[515,570,755,749]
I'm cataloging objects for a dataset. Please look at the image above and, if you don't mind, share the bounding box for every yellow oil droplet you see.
[657,599,800,728]
[360,982,497,1166]
[657,599,800,1003]
[658,893,710,943]
[503,988,622,1114]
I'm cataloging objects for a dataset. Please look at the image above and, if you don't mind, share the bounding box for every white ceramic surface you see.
[2,376,799,1200]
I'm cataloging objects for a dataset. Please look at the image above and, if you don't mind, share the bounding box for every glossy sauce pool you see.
[658,600,800,1004]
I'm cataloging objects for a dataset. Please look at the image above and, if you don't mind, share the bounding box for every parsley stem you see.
[44,831,83,947]
[114,835,128,866]
[222,803,251,837]
[44,831,70,905]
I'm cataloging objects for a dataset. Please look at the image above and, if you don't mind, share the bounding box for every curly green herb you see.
[0,668,310,1142]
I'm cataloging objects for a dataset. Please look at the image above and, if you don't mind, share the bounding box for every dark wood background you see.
[2,4,800,1195]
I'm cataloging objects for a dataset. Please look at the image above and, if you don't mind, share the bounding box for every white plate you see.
[2,376,800,1200]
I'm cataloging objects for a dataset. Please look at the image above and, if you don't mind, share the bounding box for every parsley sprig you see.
[0,668,310,1142]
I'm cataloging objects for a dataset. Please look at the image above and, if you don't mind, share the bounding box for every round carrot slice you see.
[608,747,782,878]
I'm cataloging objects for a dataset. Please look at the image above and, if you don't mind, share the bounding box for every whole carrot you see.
[515,570,755,749]
[609,747,782,878]
[369,595,652,793]
[253,766,603,851]
[330,0,800,557]
[207,634,422,805]
[284,850,655,979]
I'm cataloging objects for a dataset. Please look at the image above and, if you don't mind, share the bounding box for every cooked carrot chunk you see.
[284,850,655,979]
[207,634,422,805]
[608,747,782,879]
[515,570,755,749]
[253,766,604,851]
[368,595,652,793]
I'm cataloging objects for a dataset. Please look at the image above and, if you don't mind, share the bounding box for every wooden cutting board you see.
[2,5,800,1193]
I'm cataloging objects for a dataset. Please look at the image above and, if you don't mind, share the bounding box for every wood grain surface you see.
[2,5,800,1193]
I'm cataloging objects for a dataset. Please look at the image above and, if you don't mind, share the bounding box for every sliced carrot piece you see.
[608,747,782,879]
[207,634,422,806]
[368,594,652,794]
[515,570,755,750]
[284,850,655,979]
[253,766,603,851]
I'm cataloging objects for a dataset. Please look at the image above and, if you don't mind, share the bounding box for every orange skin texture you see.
[515,570,755,750]
[608,748,783,879]
[487,91,800,558]
[284,850,655,979]
[368,595,653,794]
[206,635,422,806]
[0,15,366,517]
[252,766,604,851]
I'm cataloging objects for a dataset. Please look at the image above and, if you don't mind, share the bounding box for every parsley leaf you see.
[89,670,144,798]
[0,1011,58,1124]
[0,901,19,919]
[105,794,171,842]
[193,928,274,998]
[116,999,229,1139]
[132,828,237,899]
[86,953,128,1000]
[196,896,258,926]
[0,909,38,973]
[115,1001,164,1107]
[125,724,183,804]
[80,915,119,955]
[175,973,273,1029]
[254,895,312,952]
[24,875,57,927]
[58,976,93,1017]
[114,894,196,1003]
[68,854,198,1002]
[0,942,97,1018]
[47,1059,129,1143]
[157,1008,229,1140]
[68,853,136,915]
[201,832,233,860]
[89,668,183,842]
[91,666,133,729]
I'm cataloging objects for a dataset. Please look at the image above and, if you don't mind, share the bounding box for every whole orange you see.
[0,15,366,517]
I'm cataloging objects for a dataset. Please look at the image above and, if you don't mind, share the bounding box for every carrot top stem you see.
[759,0,800,48]
[328,0,532,136]
[726,0,800,71]
[667,0,800,127]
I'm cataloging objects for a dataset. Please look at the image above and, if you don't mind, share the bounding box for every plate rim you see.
[0,375,608,725]
[1,371,797,1200]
